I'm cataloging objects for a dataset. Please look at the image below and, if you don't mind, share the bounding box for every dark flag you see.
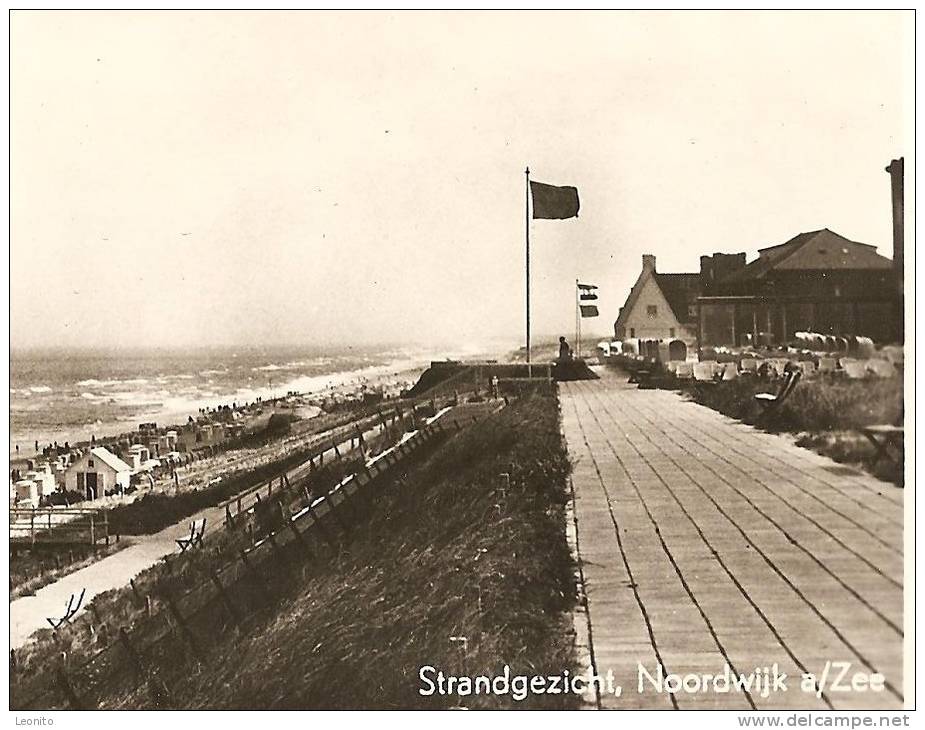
[530,181,580,219]
[577,282,597,290]
[580,305,599,318]
[580,292,598,301]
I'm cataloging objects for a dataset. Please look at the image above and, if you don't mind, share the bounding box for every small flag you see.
[580,305,599,318]
[577,282,597,290]
[530,181,580,219]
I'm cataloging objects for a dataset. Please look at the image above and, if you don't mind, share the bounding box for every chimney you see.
[642,254,656,273]
[886,157,904,293]
[700,252,746,291]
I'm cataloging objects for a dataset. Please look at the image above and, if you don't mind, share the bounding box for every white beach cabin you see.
[65,447,132,500]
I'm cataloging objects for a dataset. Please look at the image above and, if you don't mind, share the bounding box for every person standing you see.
[558,336,573,362]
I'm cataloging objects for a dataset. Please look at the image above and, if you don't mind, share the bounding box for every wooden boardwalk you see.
[560,375,904,710]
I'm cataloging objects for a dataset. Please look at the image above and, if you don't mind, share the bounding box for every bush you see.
[691,375,902,432]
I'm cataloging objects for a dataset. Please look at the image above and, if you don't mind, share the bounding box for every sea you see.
[9,342,502,460]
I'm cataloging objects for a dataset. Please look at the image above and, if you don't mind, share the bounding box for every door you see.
[86,472,98,501]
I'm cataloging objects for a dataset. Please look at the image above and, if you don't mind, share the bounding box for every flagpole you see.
[576,279,581,360]
[525,166,531,375]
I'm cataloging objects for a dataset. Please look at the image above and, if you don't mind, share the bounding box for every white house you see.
[65,447,132,500]
[614,254,700,346]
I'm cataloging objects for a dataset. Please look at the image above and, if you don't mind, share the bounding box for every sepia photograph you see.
[6,9,914,717]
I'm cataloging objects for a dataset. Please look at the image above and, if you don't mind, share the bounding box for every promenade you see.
[561,373,904,710]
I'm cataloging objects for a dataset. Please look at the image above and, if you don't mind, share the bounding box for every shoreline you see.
[9,344,516,464]
[9,358,427,464]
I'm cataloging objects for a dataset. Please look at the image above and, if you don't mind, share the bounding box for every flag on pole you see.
[530,181,580,219]
[580,305,599,318]
[578,282,598,300]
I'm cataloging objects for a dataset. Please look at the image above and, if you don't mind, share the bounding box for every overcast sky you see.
[11,11,909,350]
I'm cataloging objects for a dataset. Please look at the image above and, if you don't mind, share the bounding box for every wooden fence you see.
[10,406,473,710]
[10,507,110,548]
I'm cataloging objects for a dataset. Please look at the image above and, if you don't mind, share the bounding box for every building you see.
[698,229,899,347]
[65,447,132,500]
[613,254,701,346]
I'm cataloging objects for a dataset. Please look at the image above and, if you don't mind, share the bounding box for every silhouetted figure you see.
[558,336,573,362]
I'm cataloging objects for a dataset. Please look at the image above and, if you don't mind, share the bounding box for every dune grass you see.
[159,385,577,710]
[13,385,577,710]
[690,375,904,484]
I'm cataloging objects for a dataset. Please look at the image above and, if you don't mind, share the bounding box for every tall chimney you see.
[642,254,656,273]
[886,157,904,293]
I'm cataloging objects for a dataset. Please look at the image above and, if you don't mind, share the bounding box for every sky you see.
[10,11,910,350]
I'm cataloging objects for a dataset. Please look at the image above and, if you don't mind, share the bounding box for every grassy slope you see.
[112,387,577,709]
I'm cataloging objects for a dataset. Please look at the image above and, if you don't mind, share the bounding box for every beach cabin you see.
[25,464,57,499]
[65,447,132,500]
[14,479,39,507]
[124,444,150,470]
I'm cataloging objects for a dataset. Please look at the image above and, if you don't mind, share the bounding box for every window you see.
[647,305,658,317]
[87,458,95,468]
[669,328,676,338]
[630,328,636,338]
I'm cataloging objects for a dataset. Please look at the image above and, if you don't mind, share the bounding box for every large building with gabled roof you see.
[614,228,900,350]
[698,228,899,346]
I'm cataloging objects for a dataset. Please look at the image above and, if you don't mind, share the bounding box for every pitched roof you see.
[90,447,132,473]
[615,267,700,332]
[719,229,891,284]
[654,273,701,323]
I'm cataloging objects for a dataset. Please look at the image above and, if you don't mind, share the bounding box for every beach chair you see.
[866,359,897,379]
[766,359,788,378]
[675,362,693,380]
[693,362,714,382]
[740,358,759,374]
[841,360,867,379]
[754,370,801,422]
[627,367,651,385]
[855,337,875,358]
[861,424,904,468]
[797,361,816,377]
[46,588,86,630]
[817,357,838,374]
[177,517,206,552]
[881,345,904,364]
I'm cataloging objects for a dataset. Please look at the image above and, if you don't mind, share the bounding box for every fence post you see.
[286,519,313,560]
[56,665,85,710]
[238,549,268,593]
[119,627,170,708]
[161,590,200,657]
[266,530,288,564]
[209,568,240,625]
